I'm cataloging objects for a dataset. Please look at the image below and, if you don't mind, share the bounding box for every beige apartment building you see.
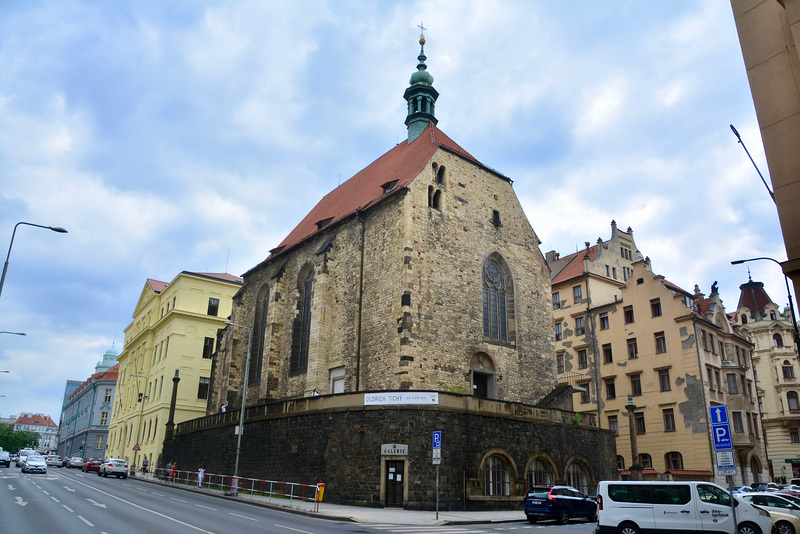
[549,222,769,485]
[735,277,800,483]
[106,271,241,469]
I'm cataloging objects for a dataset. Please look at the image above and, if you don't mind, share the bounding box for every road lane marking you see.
[63,486,76,492]
[171,497,188,503]
[78,516,94,526]
[43,490,50,495]
[50,472,217,533]
[15,496,27,506]
[273,525,314,534]
[152,491,165,496]
[229,512,258,522]
[87,498,107,508]
[7,484,15,490]
[62,505,74,512]
[51,496,60,503]
[195,504,216,510]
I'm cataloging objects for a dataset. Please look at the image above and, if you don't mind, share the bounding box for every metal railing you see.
[146,467,322,511]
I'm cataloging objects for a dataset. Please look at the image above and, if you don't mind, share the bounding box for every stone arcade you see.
[163,34,616,510]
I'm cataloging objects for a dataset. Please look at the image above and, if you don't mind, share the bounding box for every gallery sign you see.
[381,443,408,456]
[364,392,439,405]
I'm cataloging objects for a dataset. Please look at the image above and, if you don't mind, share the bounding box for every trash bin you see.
[316,483,325,502]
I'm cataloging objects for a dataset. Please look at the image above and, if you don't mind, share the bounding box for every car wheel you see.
[122,474,127,479]
[557,507,570,525]
[526,515,538,524]
[776,521,796,534]
[737,522,762,534]
[589,509,598,522]
[617,522,641,534]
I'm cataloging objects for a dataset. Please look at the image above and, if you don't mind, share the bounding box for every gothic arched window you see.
[483,256,513,342]
[290,267,314,374]
[249,286,269,386]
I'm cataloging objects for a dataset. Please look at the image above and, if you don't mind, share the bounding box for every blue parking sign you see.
[712,423,733,451]
[433,431,441,449]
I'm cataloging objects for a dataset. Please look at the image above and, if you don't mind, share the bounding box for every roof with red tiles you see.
[663,279,692,296]
[147,278,168,294]
[737,279,773,317]
[550,245,599,285]
[68,363,119,401]
[15,413,57,427]
[255,124,493,268]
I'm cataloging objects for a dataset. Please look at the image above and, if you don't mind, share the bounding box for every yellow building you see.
[106,271,242,469]
[735,277,800,483]
[548,222,769,485]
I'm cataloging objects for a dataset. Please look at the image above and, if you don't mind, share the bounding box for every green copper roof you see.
[409,38,434,86]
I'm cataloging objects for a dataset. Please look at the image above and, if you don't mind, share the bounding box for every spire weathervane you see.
[418,21,427,40]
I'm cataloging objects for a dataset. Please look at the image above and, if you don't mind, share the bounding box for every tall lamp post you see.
[731,257,800,351]
[225,321,252,492]
[1,221,68,301]
[130,374,147,475]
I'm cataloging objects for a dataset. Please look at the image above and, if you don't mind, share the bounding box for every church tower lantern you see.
[404,27,439,143]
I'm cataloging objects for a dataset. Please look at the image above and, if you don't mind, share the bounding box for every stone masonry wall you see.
[166,392,617,510]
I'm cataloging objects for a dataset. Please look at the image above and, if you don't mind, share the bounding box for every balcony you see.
[732,432,758,450]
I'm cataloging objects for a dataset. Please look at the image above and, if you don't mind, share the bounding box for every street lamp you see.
[130,373,147,475]
[731,257,800,351]
[0,331,25,336]
[225,321,252,491]
[1,221,68,301]
[730,125,775,204]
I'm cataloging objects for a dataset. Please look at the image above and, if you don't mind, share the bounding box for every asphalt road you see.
[0,465,595,534]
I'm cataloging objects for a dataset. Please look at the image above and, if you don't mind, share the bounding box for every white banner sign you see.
[381,443,409,456]
[364,392,439,405]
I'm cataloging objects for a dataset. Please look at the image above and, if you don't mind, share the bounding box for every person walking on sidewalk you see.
[198,464,205,488]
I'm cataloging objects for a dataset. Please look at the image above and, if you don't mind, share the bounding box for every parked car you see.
[751,482,781,492]
[68,457,84,468]
[595,481,774,534]
[98,458,128,479]
[523,485,597,524]
[770,509,800,534]
[45,455,62,468]
[740,492,800,520]
[81,458,102,473]
[0,451,10,467]
[733,485,755,493]
[784,485,800,492]
[21,455,47,474]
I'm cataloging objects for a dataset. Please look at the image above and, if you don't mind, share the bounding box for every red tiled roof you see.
[551,245,599,285]
[68,363,120,400]
[663,279,691,296]
[147,278,168,293]
[261,124,484,265]
[15,413,57,427]
[737,279,773,317]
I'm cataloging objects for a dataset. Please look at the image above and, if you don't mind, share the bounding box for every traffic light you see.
[138,392,143,402]
[79,446,83,453]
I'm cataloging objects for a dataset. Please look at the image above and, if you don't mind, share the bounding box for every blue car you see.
[523,485,597,524]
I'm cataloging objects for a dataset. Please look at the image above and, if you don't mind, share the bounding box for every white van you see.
[595,481,775,534]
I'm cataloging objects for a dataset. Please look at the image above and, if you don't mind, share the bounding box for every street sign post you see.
[433,431,441,520]
[710,405,738,528]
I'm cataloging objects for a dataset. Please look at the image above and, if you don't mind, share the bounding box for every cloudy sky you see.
[0,1,787,424]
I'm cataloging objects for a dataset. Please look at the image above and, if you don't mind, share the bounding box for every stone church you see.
[166,36,616,510]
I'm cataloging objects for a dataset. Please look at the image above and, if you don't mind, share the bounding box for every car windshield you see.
[28,456,45,461]
[527,488,551,499]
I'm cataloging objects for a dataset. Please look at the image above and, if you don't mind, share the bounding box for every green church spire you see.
[404,25,439,143]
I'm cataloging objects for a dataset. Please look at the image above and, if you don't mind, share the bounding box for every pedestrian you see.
[198,464,205,488]
[221,400,228,412]
[171,461,177,483]
[165,461,172,481]
[311,387,320,396]
[142,456,149,474]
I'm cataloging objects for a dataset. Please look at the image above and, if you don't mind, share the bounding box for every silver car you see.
[22,455,47,474]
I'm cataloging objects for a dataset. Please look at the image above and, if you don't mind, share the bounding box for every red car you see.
[81,458,102,472]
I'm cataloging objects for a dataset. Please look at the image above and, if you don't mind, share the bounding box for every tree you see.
[0,423,41,452]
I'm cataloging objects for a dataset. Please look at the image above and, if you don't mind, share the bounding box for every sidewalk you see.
[130,471,524,526]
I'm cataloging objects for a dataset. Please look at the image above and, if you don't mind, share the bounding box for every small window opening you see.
[381,180,398,194]
[315,217,333,230]
[436,165,446,184]
[428,186,441,209]
[491,210,502,226]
